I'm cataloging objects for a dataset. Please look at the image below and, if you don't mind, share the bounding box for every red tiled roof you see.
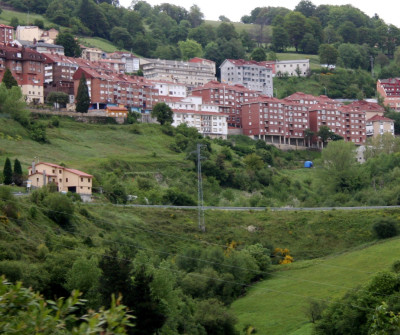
[32,162,93,178]
[367,114,394,122]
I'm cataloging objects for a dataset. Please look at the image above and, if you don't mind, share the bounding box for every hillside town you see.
[0,23,396,147]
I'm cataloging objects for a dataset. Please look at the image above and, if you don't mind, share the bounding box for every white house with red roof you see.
[27,162,93,200]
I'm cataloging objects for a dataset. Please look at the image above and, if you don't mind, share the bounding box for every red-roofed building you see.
[0,43,45,103]
[377,78,400,112]
[366,114,394,137]
[27,162,93,199]
[72,67,158,112]
[241,96,309,146]
[168,96,228,138]
[0,24,14,44]
[192,81,260,128]
[220,59,273,96]
[347,100,385,120]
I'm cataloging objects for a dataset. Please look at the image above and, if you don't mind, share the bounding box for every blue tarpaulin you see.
[304,161,313,168]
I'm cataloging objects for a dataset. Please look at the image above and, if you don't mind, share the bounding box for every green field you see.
[0,8,53,27]
[231,237,400,334]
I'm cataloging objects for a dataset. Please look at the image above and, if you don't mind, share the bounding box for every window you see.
[59,170,62,174]
[66,178,68,182]
[81,178,83,182]
[59,178,62,183]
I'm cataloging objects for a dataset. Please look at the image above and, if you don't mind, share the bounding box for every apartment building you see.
[191,80,260,128]
[241,96,309,146]
[152,80,187,98]
[377,78,400,112]
[168,96,228,139]
[0,24,14,44]
[43,53,79,98]
[366,114,394,137]
[72,67,158,112]
[81,47,105,62]
[346,100,385,120]
[220,59,273,96]
[141,57,216,89]
[108,51,140,73]
[309,104,366,144]
[0,43,45,103]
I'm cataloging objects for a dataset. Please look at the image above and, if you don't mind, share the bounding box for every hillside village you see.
[0,23,397,149]
[2,2,400,335]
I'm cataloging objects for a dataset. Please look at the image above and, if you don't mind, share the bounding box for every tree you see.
[3,158,12,185]
[44,193,74,228]
[188,5,204,27]
[55,31,82,57]
[271,26,289,52]
[110,27,133,50]
[47,91,69,108]
[12,159,23,186]
[318,140,365,193]
[178,39,203,60]
[151,102,173,125]
[295,0,316,17]
[76,73,90,113]
[319,44,338,66]
[10,17,19,28]
[317,125,333,147]
[284,11,306,52]
[250,47,266,61]
[2,68,18,89]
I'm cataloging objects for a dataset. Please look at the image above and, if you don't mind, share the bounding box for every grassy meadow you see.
[231,237,400,334]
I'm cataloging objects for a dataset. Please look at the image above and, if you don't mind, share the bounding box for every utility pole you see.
[197,143,205,232]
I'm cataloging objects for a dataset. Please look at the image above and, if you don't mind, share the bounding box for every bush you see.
[44,193,74,228]
[373,218,398,239]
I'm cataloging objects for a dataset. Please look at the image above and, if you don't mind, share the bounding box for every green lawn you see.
[0,117,187,175]
[78,37,125,53]
[230,237,400,334]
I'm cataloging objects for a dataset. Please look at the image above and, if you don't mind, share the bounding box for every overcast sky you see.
[119,0,399,27]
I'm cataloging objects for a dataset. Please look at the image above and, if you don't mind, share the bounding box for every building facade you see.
[0,25,14,44]
[142,58,216,89]
[28,162,93,197]
[0,43,45,103]
[366,115,395,137]
[220,59,273,96]
[377,78,400,112]
[191,81,260,128]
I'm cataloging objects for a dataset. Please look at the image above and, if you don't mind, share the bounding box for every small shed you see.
[304,161,313,168]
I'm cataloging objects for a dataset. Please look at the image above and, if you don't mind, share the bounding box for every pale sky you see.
[119,0,399,27]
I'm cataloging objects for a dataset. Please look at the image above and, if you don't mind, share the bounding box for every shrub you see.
[44,193,74,228]
[373,218,398,239]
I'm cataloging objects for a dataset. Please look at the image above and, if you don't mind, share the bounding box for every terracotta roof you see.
[367,114,394,122]
[32,162,93,178]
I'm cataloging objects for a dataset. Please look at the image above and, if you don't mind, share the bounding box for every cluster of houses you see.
[0,24,397,145]
[1,24,398,200]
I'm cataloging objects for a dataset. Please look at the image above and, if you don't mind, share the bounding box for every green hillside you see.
[231,237,400,334]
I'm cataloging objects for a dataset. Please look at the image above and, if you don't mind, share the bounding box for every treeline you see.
[4,0,400,72]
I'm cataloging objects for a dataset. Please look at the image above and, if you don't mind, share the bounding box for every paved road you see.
[86,203,400,211]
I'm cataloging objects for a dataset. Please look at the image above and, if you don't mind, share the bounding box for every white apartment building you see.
[220,59,273,96]
[168,96,228,139]
[141,57,216,89]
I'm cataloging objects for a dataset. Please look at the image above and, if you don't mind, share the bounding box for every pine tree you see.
[13,158,23,186]
[3,158,12,185]
[75,73,90,113]
[2,68,18,89]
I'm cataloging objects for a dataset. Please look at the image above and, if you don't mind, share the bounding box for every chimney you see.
[32,161,36,174]
[43,170,46,186]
